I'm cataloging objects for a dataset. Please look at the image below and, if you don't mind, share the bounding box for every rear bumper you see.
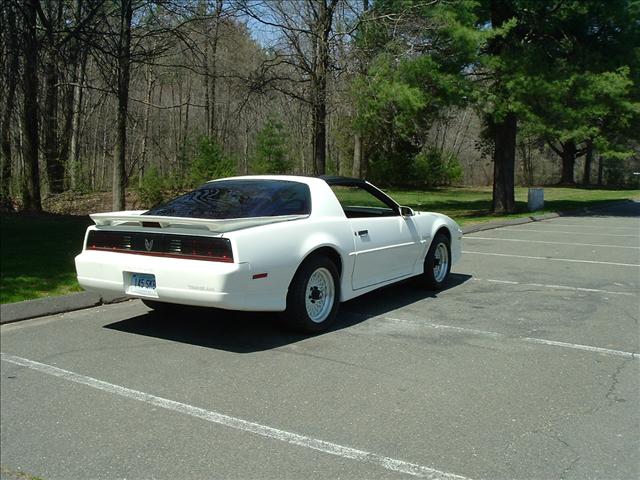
[75,250,286,311]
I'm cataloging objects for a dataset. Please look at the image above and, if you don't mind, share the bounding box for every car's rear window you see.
[143,180,311,219]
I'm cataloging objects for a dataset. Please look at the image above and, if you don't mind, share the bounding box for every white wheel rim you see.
[433,243,449,283]
[305,267,335,323]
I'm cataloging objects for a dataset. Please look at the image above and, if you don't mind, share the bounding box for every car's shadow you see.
[104,273,472,353]
[559,199,639,218]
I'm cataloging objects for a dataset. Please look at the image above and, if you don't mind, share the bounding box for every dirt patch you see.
[42,190,143,216]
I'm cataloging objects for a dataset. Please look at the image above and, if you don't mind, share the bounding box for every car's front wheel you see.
[283,255,340,333]
[420,232,451,290]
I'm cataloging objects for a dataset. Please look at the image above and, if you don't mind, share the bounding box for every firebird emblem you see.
[144,239,154,251]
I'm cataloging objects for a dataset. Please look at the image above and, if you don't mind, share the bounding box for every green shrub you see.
[413,147,463,187]
[189,137,235,186]
[138,167,167,208]
[252,117,291,174]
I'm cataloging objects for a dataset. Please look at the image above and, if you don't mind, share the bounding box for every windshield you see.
[143,179,311,219]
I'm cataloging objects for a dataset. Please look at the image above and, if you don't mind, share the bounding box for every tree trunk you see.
[203,31,211,137]
[243,123,250,174]
[350,0,369,180]
[58,78,75,189]
[90,101,102,190]
[112,0,133,211]
[479,0,513,201]
[597,155,604,185]
[560,140,576,185]
[310,0,336,176]
[582,140,593,185]
[352,132,362,178]
[43,58,65,193]
[21,0,42,212]
[90,99,104,190]
[312,97,327,175]
[139,64,154,187]
[69,50,88,190]
[182,82,191,167]
[488,0,517,214]
[491,113,517,213]
[208,0,223,140]
[0,1,18,205]
[100,113,108,190]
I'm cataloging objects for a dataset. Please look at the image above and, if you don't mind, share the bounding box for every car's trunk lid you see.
[90,211,308,233]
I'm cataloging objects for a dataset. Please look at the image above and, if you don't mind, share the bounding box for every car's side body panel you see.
[75,175,463,312]
[348,216,422,290]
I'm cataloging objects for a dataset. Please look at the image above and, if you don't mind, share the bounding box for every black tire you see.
[282,255,340,334]
[420,232,451,290]
[141,299,182,314]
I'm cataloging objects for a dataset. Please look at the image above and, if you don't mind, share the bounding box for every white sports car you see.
[75,175,462,332]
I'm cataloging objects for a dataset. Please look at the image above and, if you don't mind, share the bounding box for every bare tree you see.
[111,0,133,210]
[351,0,369,179]
[239,0,339,175]
[21,0,43,211]
[35,0,105,193]
[0,1,20,205]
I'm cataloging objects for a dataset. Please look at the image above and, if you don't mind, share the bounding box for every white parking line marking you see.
[472,277,635,296]
[464,237,640,249]
[463,251,640,267]
[538,223,640,231]
[497,228,638,238]
[0,353,470,480]
[381,319,638,359]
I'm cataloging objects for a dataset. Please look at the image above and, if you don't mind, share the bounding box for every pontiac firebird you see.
[75,175,462,332]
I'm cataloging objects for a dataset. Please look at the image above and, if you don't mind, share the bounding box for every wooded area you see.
[1,0,638,214]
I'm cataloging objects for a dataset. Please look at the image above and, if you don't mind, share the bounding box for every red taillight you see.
[175,237,233,262]
[86,230,233,262]
[87,231,131,250]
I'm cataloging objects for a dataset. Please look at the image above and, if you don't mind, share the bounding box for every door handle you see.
[356,230,369,236]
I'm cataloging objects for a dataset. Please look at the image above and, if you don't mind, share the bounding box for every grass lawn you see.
[387,186,640,225]
[1,214,92,304]
[1,186,637,304]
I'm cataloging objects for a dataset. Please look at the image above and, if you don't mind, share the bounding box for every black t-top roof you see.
[318,175,367,186]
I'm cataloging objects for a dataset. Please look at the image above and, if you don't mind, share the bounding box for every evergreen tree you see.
[518,0,640,184]
[353,0,480,185]
[476,0,639,200]
[189,137,235,186]
[253,117,291,174]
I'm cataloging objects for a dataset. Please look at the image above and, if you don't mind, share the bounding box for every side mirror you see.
[400,206,414,217]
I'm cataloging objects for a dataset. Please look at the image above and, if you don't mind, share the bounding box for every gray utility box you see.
[528,188,544,212]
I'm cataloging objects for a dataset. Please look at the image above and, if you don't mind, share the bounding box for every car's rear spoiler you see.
[89,211,308,233]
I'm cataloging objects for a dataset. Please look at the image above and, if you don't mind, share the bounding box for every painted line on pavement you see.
[380,319,638,360]
[464,237,640,250]
[538,223,640,231]
[462,251,640,267]
[497,228,638,238]
[0,353,469,480]
[472,277,635,296]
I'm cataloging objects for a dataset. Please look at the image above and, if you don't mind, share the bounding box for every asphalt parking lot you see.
[2,202,638,480]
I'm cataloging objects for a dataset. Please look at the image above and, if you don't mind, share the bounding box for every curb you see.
[461,199,634,234]
[463,212,560,234]
[0,292,128,325]
[1,199,635,325]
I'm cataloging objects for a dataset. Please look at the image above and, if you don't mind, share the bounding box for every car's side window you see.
[330,185,398,218]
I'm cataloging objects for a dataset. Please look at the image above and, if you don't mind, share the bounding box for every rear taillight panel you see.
[86,230,233,262]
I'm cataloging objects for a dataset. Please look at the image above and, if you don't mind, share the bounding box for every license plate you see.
[130,273,156,291]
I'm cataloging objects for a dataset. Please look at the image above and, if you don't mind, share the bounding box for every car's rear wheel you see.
[283,255,340,333]
[420,232,451,290]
